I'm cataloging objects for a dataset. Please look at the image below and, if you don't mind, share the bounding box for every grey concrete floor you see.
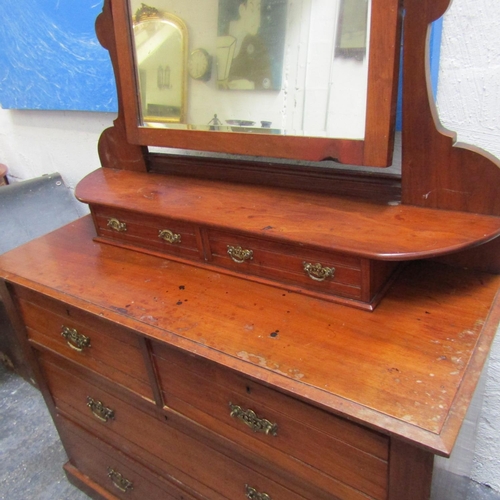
[1,361,500,500]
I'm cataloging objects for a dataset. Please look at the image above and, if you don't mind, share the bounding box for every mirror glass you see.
[132,5,187,123]
[129,0,370,140]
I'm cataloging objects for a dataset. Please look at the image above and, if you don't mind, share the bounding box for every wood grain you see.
[402,0,500,216]
[1,216,498,456]
[76,168,500,261]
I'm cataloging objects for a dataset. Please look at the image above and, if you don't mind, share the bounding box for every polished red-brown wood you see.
[388,440,434,500]
[1,217,499,457]
[402,0,500,217]
[76,168,500,261]
[152,342,389,499]
[17,287,154,401]
[3,1,500,498]
[95,0,146,172]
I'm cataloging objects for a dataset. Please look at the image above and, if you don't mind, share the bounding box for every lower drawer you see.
[152,342,389,500]
[40,351,319,500]
[57,416,197,500]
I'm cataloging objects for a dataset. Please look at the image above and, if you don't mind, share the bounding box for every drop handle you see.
[227,245,254,264]
[303,262,335,282]
[245,484,272,500]
[107,467,133,493]
[107,218,127,232]
[61,326,91,352]
[229,403,278,437]
[87,396,115,423]
[158,229,181,244]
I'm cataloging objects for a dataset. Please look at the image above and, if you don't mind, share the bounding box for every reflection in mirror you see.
[132,4,187,124]
[129,0,370,140]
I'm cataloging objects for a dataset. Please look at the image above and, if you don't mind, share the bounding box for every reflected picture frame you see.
[217,0,287,91]
[335,0,369,60]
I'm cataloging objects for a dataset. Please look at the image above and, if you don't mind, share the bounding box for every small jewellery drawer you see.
[41,352,310,500]
[207,230,363,300]
[87,205,398,309]
[14,286,153,400]
[152,343,389,500]
[58,416,197,500]
[93,205,203,261]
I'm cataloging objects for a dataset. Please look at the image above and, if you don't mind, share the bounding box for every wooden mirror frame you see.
[73,0,500,317]
[105,0,402,167]
[94,0,500,272]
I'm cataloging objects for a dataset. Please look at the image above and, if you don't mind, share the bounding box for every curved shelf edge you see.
[75,168,500,263]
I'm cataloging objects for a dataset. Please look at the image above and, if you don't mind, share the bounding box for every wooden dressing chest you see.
[2,217,500,499]
[2,0,500,498]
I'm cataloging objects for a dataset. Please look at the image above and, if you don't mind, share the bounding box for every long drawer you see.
[39,351,320,500]
[152,342,389,500]
[58,415,198,500]
[14,286,153,401]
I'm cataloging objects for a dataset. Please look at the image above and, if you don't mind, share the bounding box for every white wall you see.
[0,109,114,215]
[437,0,500,491]
[0,0,499,490]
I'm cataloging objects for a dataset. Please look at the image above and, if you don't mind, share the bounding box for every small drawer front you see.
[152,343,389,500]
[58,416,196,500]
[208,230,363,299]
[93,205,202,261]
[41,352,311,500]
[15,286,153,401]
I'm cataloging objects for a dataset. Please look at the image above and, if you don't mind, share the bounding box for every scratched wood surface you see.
[76,168,500,260]
[1,216,499,456]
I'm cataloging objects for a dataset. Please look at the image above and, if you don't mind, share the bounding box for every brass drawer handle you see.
[158,229,181,244]
[229,403,278,437]
[303,262,335,282]
[87,396,115,423]
[61,326,91,352]
[227,245,254,264]
[107,218,127,232]
[245,484,272,500]
[107,467,133,493]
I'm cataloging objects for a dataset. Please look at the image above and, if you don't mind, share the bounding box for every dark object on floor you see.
[0,173,81,379]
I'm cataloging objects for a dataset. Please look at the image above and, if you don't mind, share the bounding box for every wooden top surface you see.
[1,216,499,455]
[76,168,500,260]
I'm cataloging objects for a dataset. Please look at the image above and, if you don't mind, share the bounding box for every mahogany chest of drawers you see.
[1,216,499,500]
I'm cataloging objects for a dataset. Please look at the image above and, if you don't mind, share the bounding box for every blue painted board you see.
[0,0,117,112]
[0,1,441,125]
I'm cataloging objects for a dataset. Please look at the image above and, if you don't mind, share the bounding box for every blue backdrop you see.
[0,2,441,119]
[0,0,117,111]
